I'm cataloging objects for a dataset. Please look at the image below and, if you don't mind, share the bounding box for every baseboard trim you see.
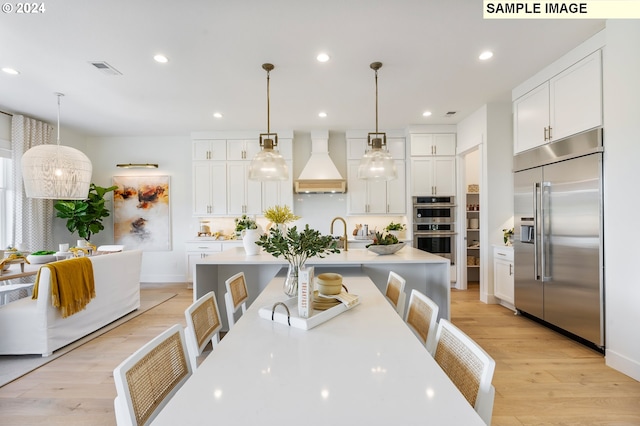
[606,349,640,382]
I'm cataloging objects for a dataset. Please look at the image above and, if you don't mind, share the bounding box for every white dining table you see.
[152,271,485,425]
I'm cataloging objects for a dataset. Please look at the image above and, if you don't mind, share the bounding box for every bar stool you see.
[385,271,407,317]
[184,291,222,370]
[224,272,248,329]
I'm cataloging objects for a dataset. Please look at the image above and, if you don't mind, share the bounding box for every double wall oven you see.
[413,196,456,265]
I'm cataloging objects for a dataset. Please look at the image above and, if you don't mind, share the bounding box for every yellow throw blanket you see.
[32,257,96,318]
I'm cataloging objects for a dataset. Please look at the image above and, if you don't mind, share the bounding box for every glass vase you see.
[283,263,300,297]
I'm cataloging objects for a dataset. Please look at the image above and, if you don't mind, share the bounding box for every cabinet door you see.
[262,160,293,210]
[494,258,514,303]
[550,50,602,142]
[433,134,456,156]
[410,134,434,156]
[410,158,434,196]
[347,161,368,214]
[227,162,262,215]
[513,82,550,154]
[387,137,406,159]
[433,157,456,196]
[193,162,212,215]
[209,163,227,215]
[386,161,406,214]
[347,139,368,160]
[367,179,387,214]
[193,140,226,160]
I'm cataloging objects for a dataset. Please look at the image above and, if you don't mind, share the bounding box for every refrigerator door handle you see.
[541,181,552,282]
[534,182,540,281]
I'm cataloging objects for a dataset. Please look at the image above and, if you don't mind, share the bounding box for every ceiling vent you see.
[445,111,457,117]
[89,61,122,76]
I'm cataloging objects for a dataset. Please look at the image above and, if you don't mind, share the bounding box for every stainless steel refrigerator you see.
[513,128,604,351]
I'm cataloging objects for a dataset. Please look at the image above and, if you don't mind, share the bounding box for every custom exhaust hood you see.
[294,131,346,194]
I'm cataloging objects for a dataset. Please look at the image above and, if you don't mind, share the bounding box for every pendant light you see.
[21,93,92,199]
[357,62,397,181]
[248,63,288,181]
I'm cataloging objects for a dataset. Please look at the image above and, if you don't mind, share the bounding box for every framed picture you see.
[112,175,171,251]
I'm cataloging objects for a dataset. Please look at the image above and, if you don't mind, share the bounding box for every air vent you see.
[89,61,122,76]
[445,111,457,117]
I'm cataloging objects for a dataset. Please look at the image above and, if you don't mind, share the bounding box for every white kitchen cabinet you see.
[493,245,514,305]
[192,162,227,216]
[410,157,456,196]
[227,162,263,216]
[514,50,602,154]
[227,139,261,161]
[185,240,243,283]
[349,161,402,214]
[410,133,456,156]
[347,137,405,160]
[262,160,293,210]
[193,139,226,161]
[346,160,405,214]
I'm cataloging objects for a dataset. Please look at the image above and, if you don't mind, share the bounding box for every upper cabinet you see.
[191,132,294,217]
[410,134,456,156]
[408,133,456,197]
[513,50,602,154]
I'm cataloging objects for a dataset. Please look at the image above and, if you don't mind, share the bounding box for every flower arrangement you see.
[384,222,406,232]
[256,225,340,296]
[235,214,258,233]
[263,204,300,224]
[503,228,514,245]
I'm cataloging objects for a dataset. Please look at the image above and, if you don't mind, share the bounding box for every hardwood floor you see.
[0,282,639,425]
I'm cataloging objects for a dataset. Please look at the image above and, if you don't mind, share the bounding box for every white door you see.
[192,162,212,215]
[386,161,405,214]
[410,157,434,196]
[433,157,456,196]
[513,82,549,154]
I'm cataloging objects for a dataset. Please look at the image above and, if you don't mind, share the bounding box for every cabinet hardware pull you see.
[509,264,513,276]
[497,252,506,256]
[548,126,552,140]
[543,127,548,141]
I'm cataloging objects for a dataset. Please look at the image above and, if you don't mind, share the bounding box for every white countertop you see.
[151,275,484,425]
[197,246,449,265]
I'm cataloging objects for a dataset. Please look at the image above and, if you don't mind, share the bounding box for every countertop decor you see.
[256,225,340,297]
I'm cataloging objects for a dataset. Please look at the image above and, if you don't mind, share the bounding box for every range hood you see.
[294,132,346,194]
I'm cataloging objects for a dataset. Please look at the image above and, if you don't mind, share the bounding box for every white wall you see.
[603,21,640,381]
[82,135,192,282]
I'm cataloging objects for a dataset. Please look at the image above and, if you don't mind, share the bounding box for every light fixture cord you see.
[56,93,61,146]
[374,68,379,134]
[266,68,271,134]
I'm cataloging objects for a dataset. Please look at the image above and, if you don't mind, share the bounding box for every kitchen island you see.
[194,246,450,330]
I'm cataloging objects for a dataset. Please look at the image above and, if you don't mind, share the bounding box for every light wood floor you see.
[1,282,639,425]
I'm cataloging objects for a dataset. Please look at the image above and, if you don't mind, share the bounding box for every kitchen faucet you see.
[330,217,348,251]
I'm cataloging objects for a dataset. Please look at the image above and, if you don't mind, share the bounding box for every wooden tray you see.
[258,295,359,330]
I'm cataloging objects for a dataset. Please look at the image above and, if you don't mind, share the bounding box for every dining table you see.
[151,270,485,425]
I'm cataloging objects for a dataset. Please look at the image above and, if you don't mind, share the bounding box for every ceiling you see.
[0,1,605,137]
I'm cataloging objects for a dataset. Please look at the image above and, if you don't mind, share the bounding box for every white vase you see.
[241,229,260,255]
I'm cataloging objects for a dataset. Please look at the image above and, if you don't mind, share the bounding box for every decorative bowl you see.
[316,273,343,295]
[367,242,406,255]
[26,254,57,264]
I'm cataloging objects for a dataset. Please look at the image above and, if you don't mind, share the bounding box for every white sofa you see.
[0,250,142,356]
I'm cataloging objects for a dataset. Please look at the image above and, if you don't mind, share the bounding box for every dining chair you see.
[113,324,192,426]
[405,289,439,355]
[224,271,249,329]
[385,271,407,317]
[184,291,222,370]
[433,319,496,425]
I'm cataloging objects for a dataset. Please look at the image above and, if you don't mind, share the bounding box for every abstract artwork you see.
[112,175,171,251]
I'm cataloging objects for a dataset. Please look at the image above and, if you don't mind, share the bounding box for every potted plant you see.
[234,214,260,254]
[54,183,117,244]
[234,214,257,235]
[503,228,514,246]
[256,225,340,296]
[384,222,406,239]
[263,204,300,232]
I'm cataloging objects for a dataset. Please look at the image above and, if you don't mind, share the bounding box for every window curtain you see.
[11,115,54,251]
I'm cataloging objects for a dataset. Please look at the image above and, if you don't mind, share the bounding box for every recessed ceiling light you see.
[479,51,494,61]
[422,111,432,117]
[154,54,169,63]
[213,112,223,119]
[318,112,327,118]
[316,53,330,63]
[2,67,19,75]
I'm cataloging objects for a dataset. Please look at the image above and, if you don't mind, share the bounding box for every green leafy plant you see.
[54,183,117,241]
[503,228,514,244]
[384,222,406,231]
[367,231,399,246]
[263,204,300,224]
[235,214,258,232]
[256,225,340,266]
